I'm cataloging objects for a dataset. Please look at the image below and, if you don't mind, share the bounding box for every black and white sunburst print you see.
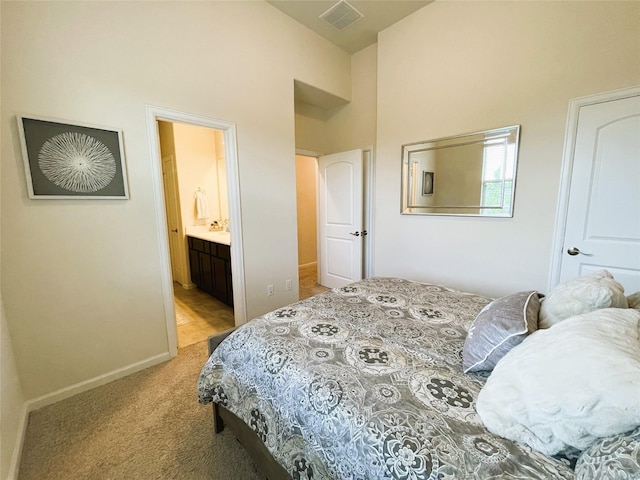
[38,132,117,193]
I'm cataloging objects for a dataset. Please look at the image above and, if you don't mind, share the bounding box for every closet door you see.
[553,89,640,292]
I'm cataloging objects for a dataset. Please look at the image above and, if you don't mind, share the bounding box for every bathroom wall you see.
[214,130,229,222]
[172,122,221,227]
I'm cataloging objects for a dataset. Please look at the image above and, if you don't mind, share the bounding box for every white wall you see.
[375,0,640,296]
[1,0,350,406]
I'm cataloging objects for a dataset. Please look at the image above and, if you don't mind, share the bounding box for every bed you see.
[197,276,640,479]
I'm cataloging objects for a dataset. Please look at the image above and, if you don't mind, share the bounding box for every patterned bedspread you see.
[197,277,574,479]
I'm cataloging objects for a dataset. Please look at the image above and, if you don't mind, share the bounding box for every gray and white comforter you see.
[197,277,574,479]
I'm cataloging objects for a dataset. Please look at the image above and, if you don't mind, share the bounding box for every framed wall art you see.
[17,114,129,199]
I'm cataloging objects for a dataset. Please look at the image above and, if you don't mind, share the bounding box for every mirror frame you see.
[401,125,521,217]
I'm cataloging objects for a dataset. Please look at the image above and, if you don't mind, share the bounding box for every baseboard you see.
[6,403,29,480]
[298,261,317,269]
[25,351,171,412]
[6,351,171,479]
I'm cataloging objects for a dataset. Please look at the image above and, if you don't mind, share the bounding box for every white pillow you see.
[476,308,640,456]
[538,270,628,329]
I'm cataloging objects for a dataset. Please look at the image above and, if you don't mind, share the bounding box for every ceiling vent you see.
[319,1,364,31]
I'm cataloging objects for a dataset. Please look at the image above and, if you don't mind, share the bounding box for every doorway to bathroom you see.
[157,120,235,348]
[147,105,246,356]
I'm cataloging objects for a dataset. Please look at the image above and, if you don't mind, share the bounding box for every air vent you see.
[319,1,363,31]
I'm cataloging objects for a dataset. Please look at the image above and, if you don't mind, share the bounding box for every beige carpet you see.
[18,341,262,480]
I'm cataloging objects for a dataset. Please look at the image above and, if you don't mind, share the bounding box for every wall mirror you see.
[401,125,520,217]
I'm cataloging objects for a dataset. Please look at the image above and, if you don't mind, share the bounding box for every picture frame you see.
[17,114,129,199]
[422,171,434,196]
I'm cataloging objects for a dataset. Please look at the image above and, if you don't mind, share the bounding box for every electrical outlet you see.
[285,279,292,291]
[267,284,274,296]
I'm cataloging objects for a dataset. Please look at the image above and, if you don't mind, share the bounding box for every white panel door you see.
[318,149,363,288]
[558,93,640,292]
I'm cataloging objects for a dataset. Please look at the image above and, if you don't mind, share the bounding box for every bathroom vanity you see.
[187,231,233,307]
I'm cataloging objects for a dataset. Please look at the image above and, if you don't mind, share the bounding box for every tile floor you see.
[174,283,235,348]
[175,263,329,348]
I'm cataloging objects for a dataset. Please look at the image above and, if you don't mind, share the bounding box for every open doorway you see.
[295,148,374,297]
[146,105,246,357]
[157,121,234,348]
[295,154,330,300]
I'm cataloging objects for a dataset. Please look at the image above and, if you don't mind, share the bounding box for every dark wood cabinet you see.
[188,236,233,307]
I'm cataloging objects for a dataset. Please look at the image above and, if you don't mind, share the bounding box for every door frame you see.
[146,105,247,356]
[548,85,640,290]
[362,145,375,278]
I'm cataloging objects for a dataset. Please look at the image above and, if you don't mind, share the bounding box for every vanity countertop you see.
[185,227,231,246]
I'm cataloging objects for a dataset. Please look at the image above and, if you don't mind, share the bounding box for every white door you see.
[162,154,184,284]
[318,149,364,288]
[554,89,640,293]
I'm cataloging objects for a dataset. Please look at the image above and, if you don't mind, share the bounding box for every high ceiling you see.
[266,0,433,54]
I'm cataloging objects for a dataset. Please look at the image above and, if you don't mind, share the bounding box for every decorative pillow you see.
[574,426,640,480]
[628,291,640,310]
[538,270,628,329]
[462,291,542,373]
[476,308,640,456]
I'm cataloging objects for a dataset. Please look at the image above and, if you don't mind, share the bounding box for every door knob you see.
[349,231,360,236]
[171,229,178,233]
[567,247,592,256]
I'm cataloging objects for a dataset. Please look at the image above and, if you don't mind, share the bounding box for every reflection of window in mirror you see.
[481,139,515,215]
[422,171,434,195]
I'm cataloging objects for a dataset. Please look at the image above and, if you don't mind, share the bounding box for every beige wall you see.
[295,104,331,154]
[434,144,483,209]
[1,301,25,479]
[296,44,377,155]
[325,44,378,154]
[295,156,318,266]
[374,0,640,296]
[1,0,350,405]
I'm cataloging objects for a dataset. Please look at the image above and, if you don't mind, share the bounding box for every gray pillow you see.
[575,426,640,480]
[462,291,542,373]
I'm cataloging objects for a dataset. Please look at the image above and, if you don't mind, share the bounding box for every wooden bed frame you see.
[207,330,291,480]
